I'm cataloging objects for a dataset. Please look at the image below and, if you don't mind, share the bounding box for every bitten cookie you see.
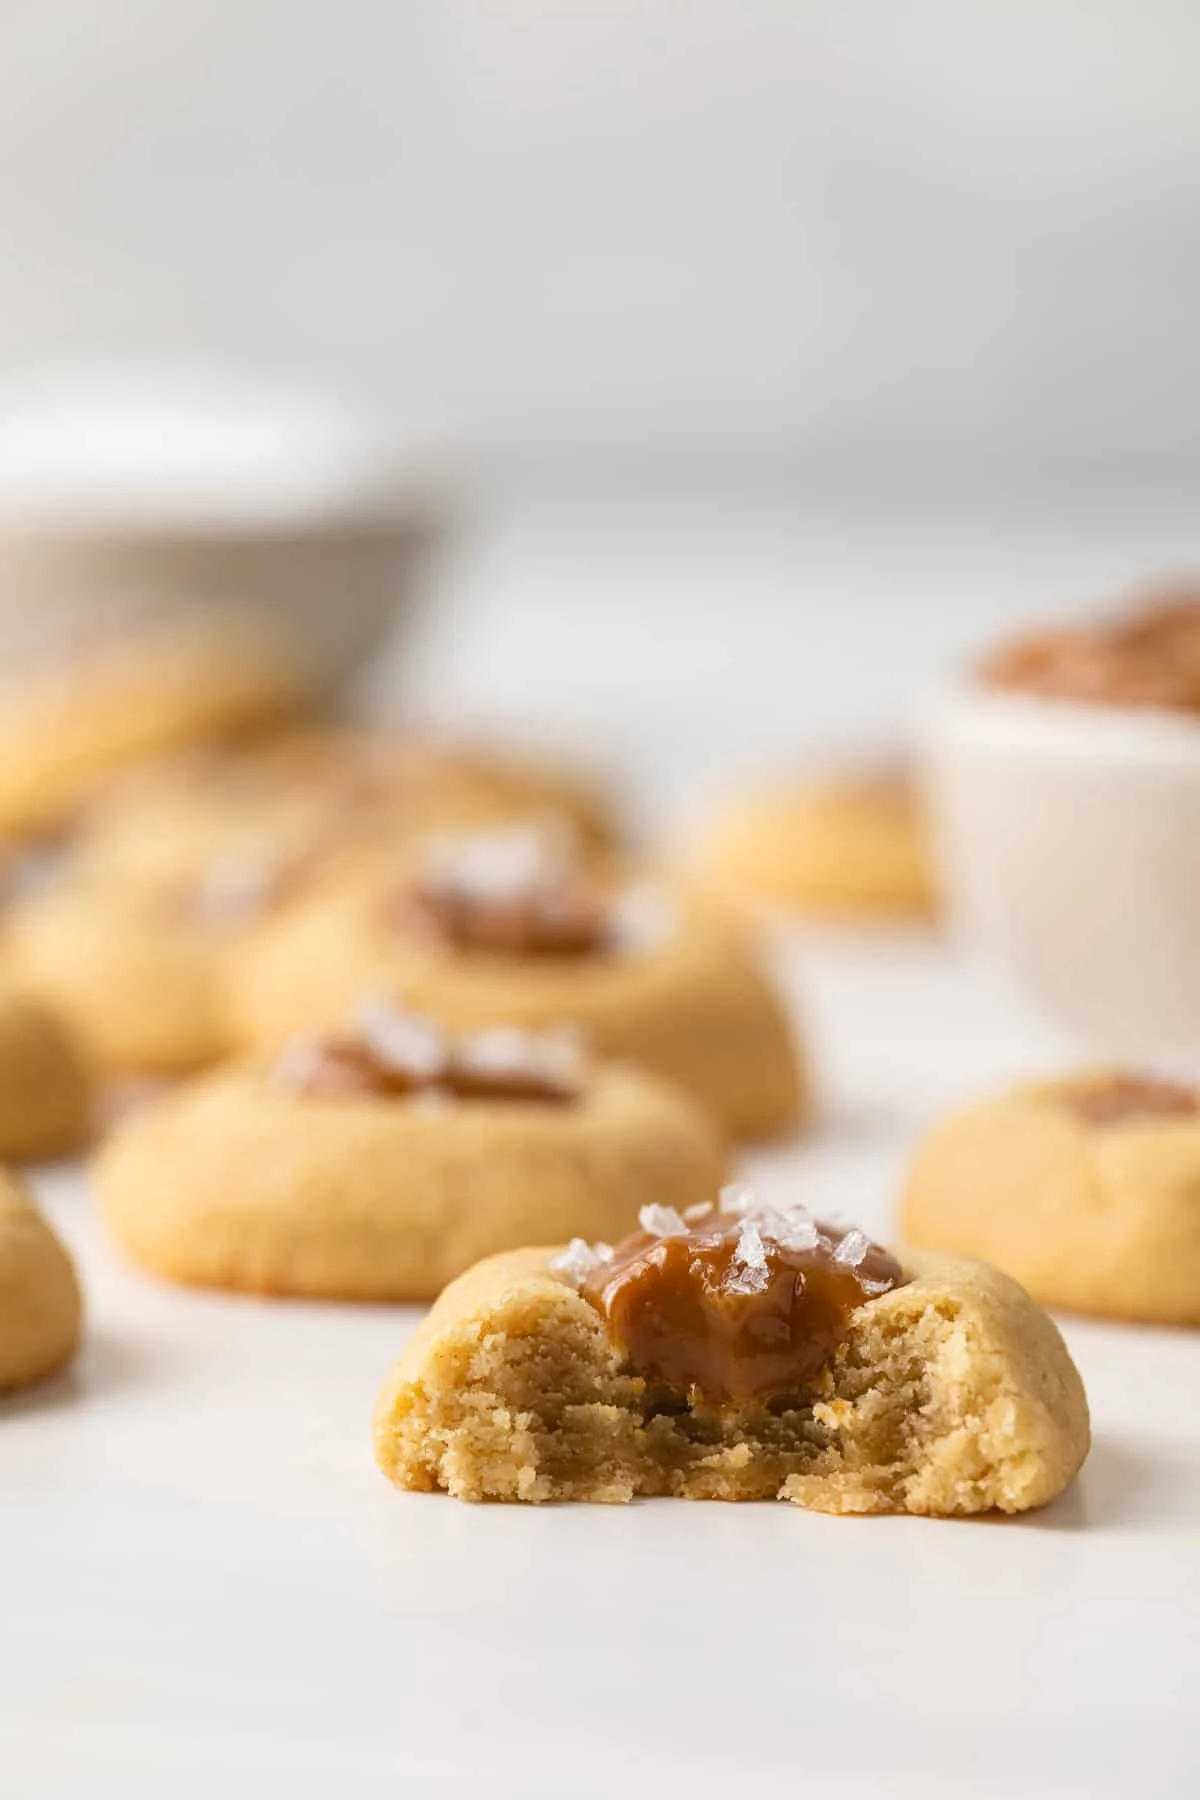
[233,825,805,1140]
[0,1173,83,1390]
[696,760,935,919]
[0,984,92,1160]
[900,1071,1200,1324]
[94,1003,728,1301]
[372,1186,1089,1514]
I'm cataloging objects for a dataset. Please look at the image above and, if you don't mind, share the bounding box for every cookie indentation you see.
[559,1186,905,1406]
[1056,1072,1200,1128]
[272,999,584,1106]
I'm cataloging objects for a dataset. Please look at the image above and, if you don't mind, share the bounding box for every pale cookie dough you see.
[94,1019,728,1302]
[9,882,238,1075]
[696,762,935,919]
[232,828,804,1140]
[0,1172,83,1391]
[70,724,615,897]
[900,1071,1200,1324]
[0,984,92,1160]
[0,609,306,838]
[372,1241,1089,1514]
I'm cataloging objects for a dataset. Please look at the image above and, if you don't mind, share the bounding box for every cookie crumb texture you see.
[373,1248,1089,1514]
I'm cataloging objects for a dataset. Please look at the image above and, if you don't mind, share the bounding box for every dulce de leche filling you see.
[557,1191,906,1407]
[401,825,611,958]
[1056,1073,1200,1128]
[408,871,610,958]
[271,1002,584,1106]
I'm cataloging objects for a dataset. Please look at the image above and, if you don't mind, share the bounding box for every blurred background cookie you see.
[232,823,806,1139]
[900,1070,1200,1324]
[694,758,935,921]
[8,881,244,1077]
[95,1004,727,1301]
[67,724,616,898]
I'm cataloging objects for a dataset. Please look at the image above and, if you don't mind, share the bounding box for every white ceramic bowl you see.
[921,686,1200,1051]
[0,367,450,694]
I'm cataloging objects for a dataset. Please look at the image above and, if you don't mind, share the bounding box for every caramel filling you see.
[395,826,616,958]
[978,593,1200,714]
[1058,1073,1200,1128]
[272,1010,582,1106]
[405,872,611,958]
[569,1198,905,1407]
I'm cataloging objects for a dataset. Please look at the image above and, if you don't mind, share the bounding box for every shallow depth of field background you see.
[2,1,1198,798]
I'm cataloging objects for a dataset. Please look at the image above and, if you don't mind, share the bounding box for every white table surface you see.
[3,926,1197,1800]
[5,491,1200,1798]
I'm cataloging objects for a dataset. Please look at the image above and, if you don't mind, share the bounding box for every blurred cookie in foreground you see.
[69,724,617,896]
[900,1071,1200,1324]
[372,1186,1088,1514]
[94,1003,727,1301]
[0,1172,83,1391]
[233,823,806,1139]
[0,983,92,1160]
[694,758,935,920]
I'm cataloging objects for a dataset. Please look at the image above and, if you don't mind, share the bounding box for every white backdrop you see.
[1,0,1198,474]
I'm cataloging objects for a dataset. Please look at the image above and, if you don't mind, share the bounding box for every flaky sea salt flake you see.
[551,1238,600,1284]
[528,1026,586,1090]
[357,997,447,1080]
[638,1204,688,1239]
[271,1036,328,1093]
[423,820,575,903]
[457,1026,536,1077]
[763,1208,821,1254]
[833,1228,872,1270]
[724,1218,772,1294]
[552,1238,614,1285]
